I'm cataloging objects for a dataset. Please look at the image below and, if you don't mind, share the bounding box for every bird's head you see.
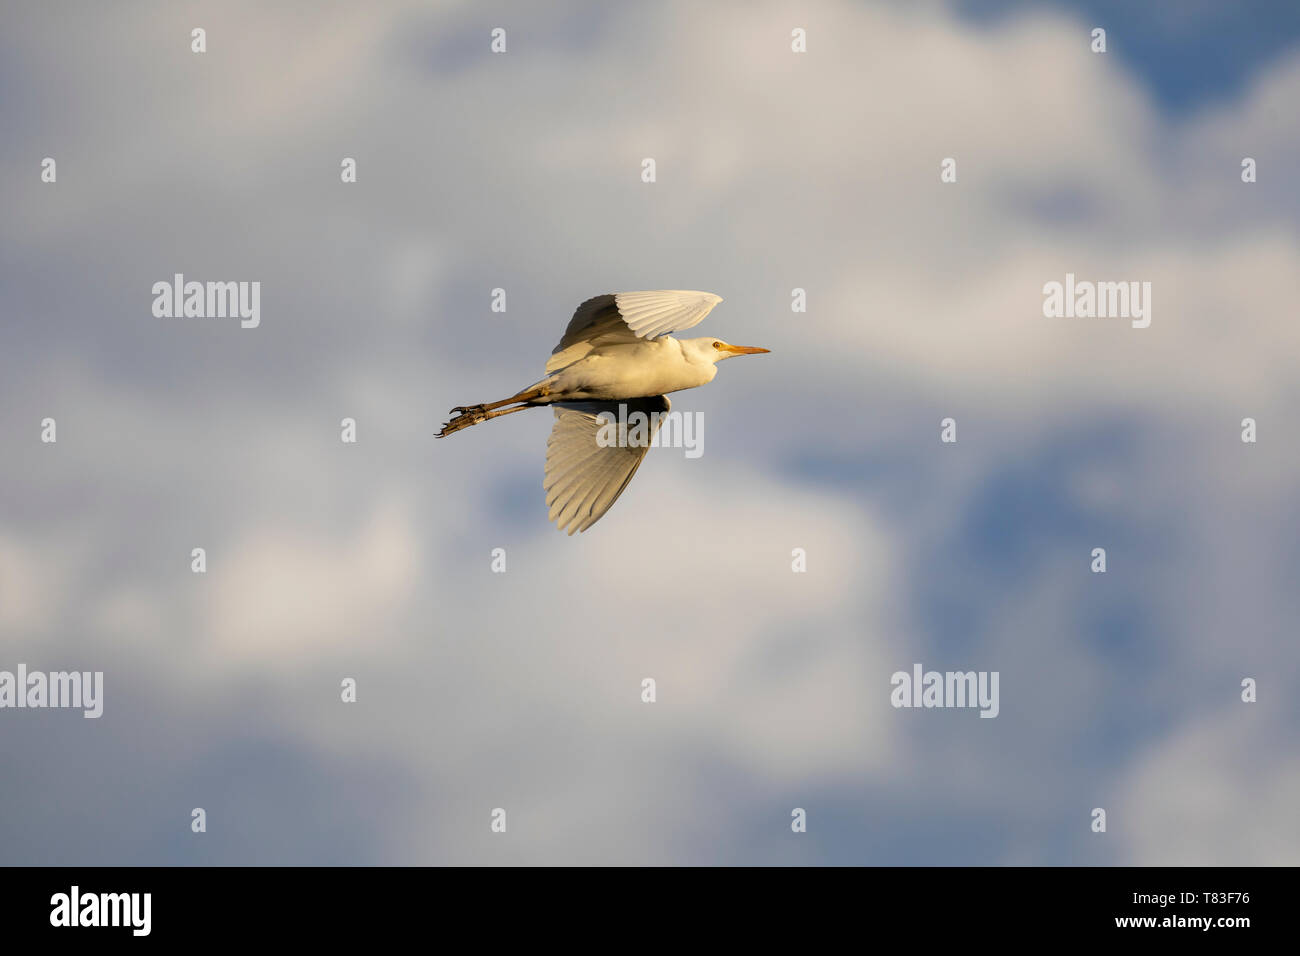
[690,338,771,364]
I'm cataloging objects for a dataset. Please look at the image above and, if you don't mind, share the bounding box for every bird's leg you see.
[437,401,537,438]
[450,382,550,417]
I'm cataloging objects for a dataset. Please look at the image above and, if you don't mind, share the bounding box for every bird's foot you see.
[450,403,486,416]
[437,408,483,438]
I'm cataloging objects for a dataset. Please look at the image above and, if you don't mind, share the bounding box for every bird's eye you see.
[712,341,723,349]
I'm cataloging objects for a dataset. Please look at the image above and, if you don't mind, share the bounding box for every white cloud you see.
[208,497,421,662]
[1117,707,1300,865]
[2,0,1298,864]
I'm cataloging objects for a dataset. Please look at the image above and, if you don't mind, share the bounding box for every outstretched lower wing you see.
[543,396,670,534]
[547,290,723,373]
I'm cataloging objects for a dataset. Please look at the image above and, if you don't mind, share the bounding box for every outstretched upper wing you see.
[543,396,670,534]
[547,290,723,373]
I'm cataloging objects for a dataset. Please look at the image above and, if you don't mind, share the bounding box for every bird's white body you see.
[438,289,768,533]
[544,337,718,401]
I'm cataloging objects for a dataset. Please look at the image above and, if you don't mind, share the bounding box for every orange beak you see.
[723,345,770,355]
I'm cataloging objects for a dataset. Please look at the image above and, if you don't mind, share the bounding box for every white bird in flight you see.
[438,290,769,534]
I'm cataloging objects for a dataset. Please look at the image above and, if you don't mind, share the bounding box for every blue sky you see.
[1,0,1298,865]
[958,0,1300,112]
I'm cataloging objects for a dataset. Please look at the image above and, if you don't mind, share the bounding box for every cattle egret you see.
[437,290,769,533]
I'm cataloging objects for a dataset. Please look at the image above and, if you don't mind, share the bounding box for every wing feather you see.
[546,290,722,373]
[543,397,670,534]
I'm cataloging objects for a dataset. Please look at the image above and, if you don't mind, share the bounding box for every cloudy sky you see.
[2,0,1298,865]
